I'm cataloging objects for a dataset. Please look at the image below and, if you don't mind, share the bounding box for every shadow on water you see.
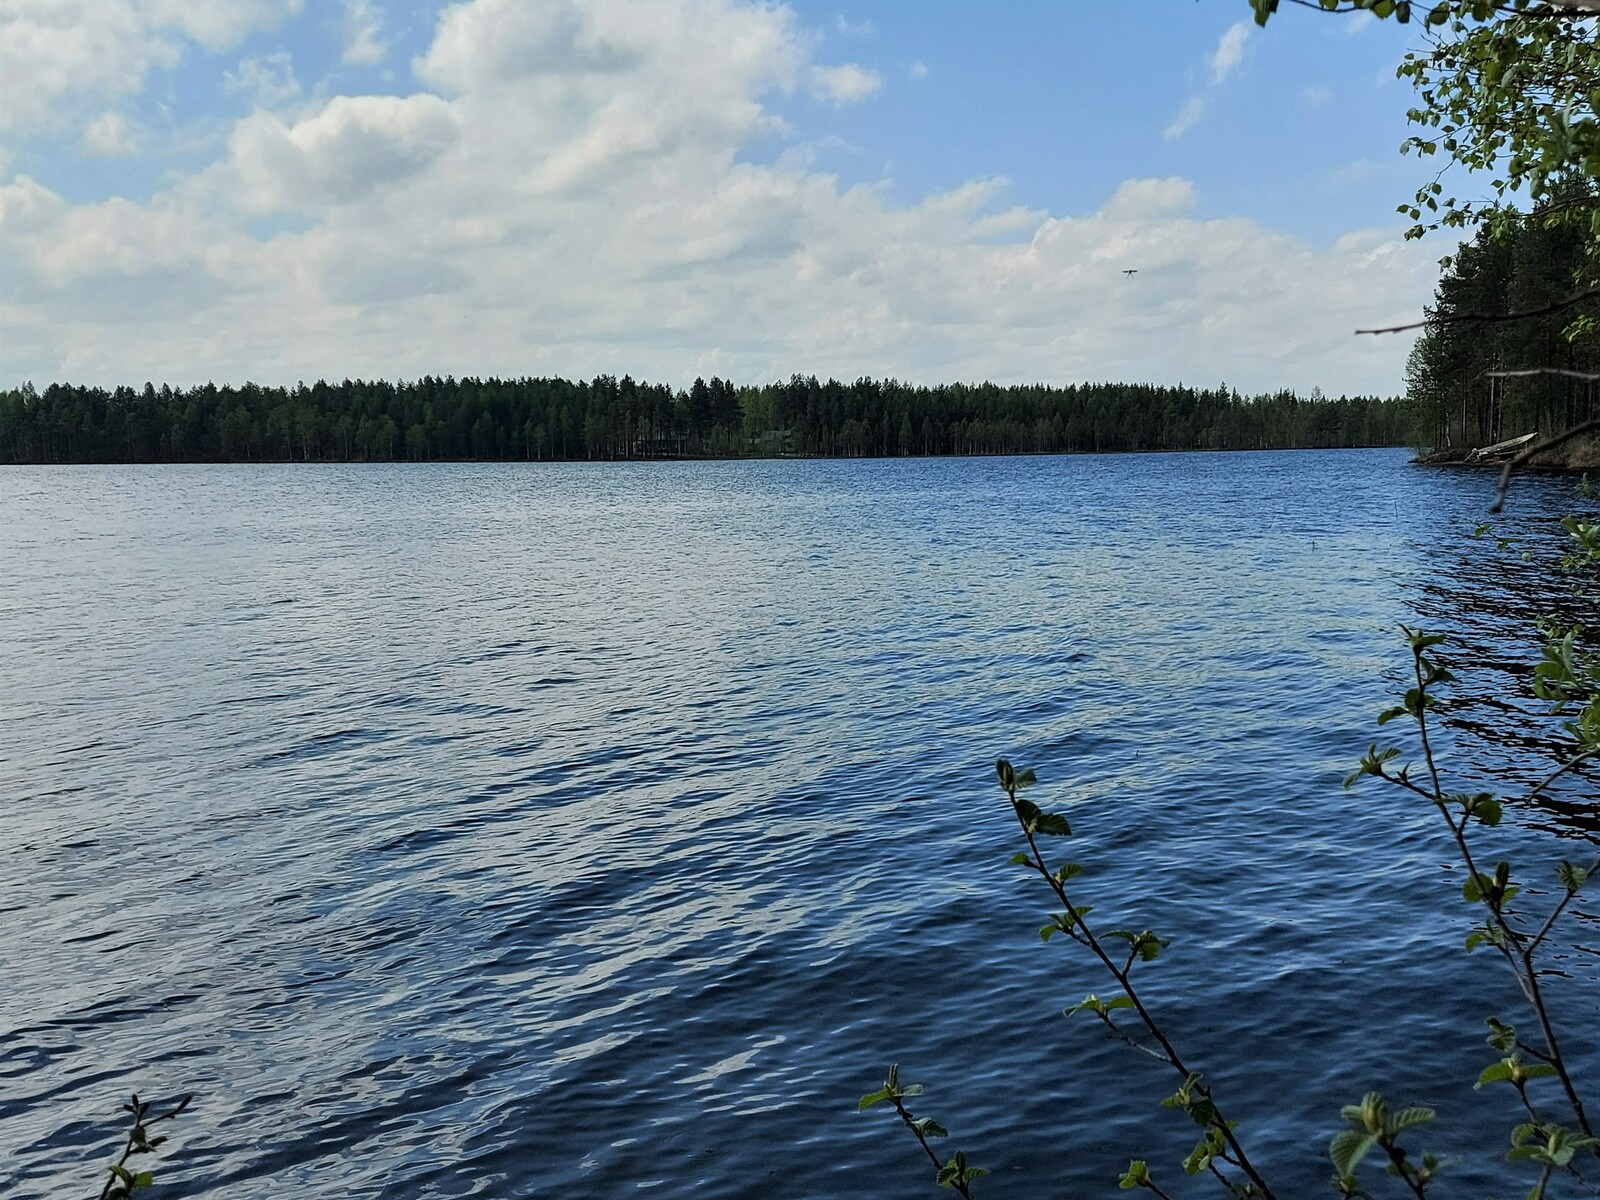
[1407,466,1600,838]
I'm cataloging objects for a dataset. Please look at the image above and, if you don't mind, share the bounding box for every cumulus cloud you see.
[908,60,928,81]
[0,0,1435,394]
[0,0,300,133]
[228,94,459,212]
[809,62,881,105]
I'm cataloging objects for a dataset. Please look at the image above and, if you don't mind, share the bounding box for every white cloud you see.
[1103,177,1198,219]
[1165,20,1252,142]
[141,0,302,50]
[908,60,928,81]
[224,52,301,107]
[0,0,1437,395]
[1302,84,1332,106]
[809,62,881,105]
[340,0,386,65]
[1164,95,1205,141]
[834,14,873,37]
[80,111,141,157]
[0,0,301,134]
[0,176,67,234]
[228,94,460,212]
[1209,20,1251,84]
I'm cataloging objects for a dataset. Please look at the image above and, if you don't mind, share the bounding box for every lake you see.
[2,449,1596,1198]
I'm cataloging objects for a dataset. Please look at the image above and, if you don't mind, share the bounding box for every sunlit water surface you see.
[2,451,1596,1199]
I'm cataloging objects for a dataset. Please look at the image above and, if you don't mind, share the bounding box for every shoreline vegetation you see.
[0,376,1407,465]
[1414,438,1600,472]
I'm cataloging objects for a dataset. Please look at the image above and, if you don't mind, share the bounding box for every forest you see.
[0,375,1406,465]
[1406,193,1600,451]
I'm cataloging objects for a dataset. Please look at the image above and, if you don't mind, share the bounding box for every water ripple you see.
[0,452,1595,1198]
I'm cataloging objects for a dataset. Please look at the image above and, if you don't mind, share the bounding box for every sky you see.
[0,0,1464,394]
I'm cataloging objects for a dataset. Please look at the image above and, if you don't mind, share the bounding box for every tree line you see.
[0,375,1408,465]
[1405,191,1600,450]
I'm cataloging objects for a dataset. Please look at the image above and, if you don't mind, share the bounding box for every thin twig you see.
[1406,642,1594,1136]
[1357,284,1600,335]
[1523,746,1600,802]
[1094,1011,1174,1065]
[890,1095,976,1200]
[98,1094,191,1200]
[1528,852,1600,954]
[1486,368,1600,383]
[1011,806,1277,1199]
[1379,1135,1430,1200]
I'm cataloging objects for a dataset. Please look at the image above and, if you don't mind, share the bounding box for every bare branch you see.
[1486,368,1600,382]
[1357,283,1600,335]
[1489,416,1600,512]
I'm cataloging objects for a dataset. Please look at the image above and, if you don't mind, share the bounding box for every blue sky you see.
[773,2,1422,245]
[1,1,1450,392]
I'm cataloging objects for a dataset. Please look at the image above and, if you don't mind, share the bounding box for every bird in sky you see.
[1122,269,1138,278]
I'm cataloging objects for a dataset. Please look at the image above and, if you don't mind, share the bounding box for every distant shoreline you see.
[0,442,1414,467]
[0,376,1409,465]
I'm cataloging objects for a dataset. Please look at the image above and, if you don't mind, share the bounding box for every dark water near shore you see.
[2,450,1596,1199]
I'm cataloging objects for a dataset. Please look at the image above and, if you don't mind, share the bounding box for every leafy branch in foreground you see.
[1343,614,1599,1195]
[1328,1091,1442,1200]
[859,1065,987,1198]
[1013,760,1277,1199]
[97,1093,191,1199]
[866,478,1599,1198]
[860,753,1279,1199]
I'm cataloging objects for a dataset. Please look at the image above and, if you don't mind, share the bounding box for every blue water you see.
[1,450,1595,1199]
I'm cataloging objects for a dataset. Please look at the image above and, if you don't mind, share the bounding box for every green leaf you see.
[1485,1017,1517,1053]
[1182,1127,1226,1175]
[1452,792,1502,826]
[1033,810,1072,837]
[1118,1160,1150,1189]
[859,1086,891,1112]
[1557,860,1590,892]
[1389,1105,1435,1133]
[1330,1129,1379,1177]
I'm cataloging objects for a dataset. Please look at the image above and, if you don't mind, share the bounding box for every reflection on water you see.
[0,451,1594,1199]
[1409,468,1600,836]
